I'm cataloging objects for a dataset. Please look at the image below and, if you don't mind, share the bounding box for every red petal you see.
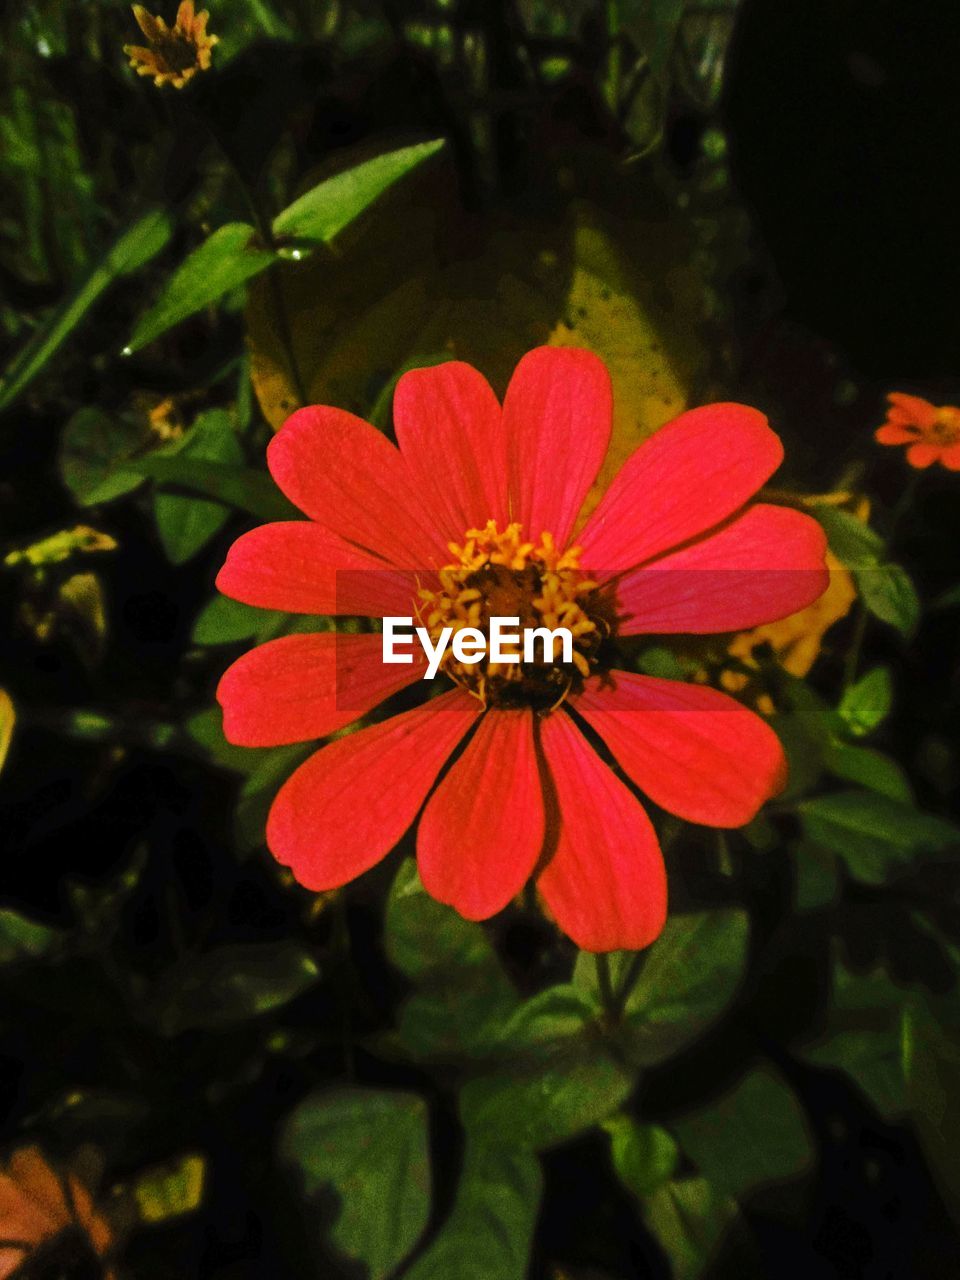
[394,361,508,541]
[887,392,937,428]
[501,347,611,547]
[417,709,544,919]
[578,403,783,573]
[537,711,667,952]
[266,690,478,891]
[906,442,941,468]
[218,632,426,747]
[875,423,917,444]
[216,521,418,617]
[941,443,960,471]
[615,503,829,634]
[267,405,446,564]
[573,671,787,827]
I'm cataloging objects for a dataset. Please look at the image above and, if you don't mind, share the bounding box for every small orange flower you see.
[875,392,960,470]
[124,1,218,89]
[0,1146,115,1279]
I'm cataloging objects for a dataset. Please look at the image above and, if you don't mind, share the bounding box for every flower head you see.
[875,392,960,470]
[0,1146,115,1279]
[216,349,828,952]
[124,1,217,89]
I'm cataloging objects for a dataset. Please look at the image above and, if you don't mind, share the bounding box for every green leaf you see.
[280,1088,430,1280]
[838,666,893,737]
[384,860,518,1059]
[616,911,749,1065]
[58,407,149,506]
[0,908,61,964]
[640,1178,745,1280]
[191,594,289,646]
[127,223,277,353]
[603,1115,678,1198]
[455,970,631,1151]
[153,411,244,564]
[154,941,319,1034]
[797,791,960,885]
[815,507,885,568]
[902,1002,960,1224]
[822,741,913,802]
[402,1140,540,1280]
[857,562,921,637]
[234,743,313,853]
[801,959,909,1117]
[792,840,841,912]
[272,139,445,244]
[460,1045,632,1151]
[671,1066,812,1198]
[121,454,296,522]
[0,208,173,411]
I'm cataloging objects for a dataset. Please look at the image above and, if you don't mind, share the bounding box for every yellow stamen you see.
[417,520,612,710]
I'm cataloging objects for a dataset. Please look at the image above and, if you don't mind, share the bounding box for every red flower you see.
[0,1147,115,1279]
[875,392,960,470]
[217,349,828,952]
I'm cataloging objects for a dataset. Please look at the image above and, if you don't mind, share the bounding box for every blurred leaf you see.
[153,410,244,564]
[122,454,296,522]
[815,507,885,568]
[603,1115,679,1198]
[234,743,313,853]
[838,666,893,737]
[186,707,273,774]
[0,908,60,964]
[797,791,960,884]
[191,594,288,646]
[802,959,910,1117]
[792,840,841,913]
[822,742,913,802]
[280,1087,430,1280]
[248,186,702,460]
[58,407,149,506]
[903,1002,960,1223]
[134,1154,206,1224]
[597,911,749,1065]
[385,860,518,1060]
[640,1177,744,1280]
[857,563,921,637]
[272,139,445,244]
[0,688,14,775]
[127,223,277,353]
[0,209,173,411]
[671,1065,812,1198]
[402,1140,541,1280]
[155,940,318,1034]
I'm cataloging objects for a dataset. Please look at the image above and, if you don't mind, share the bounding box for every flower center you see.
[155,28,202,72]
[417,520,615,709]
[932,406,960,445]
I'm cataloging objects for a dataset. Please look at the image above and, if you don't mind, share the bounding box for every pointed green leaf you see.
[838,666,893,737]
[127,223,277,353]
[272,139,445,244]
[0,208,172,411]
[603,1116,679,1199]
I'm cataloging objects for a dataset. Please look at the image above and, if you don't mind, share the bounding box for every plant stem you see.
[595,952,616,1019]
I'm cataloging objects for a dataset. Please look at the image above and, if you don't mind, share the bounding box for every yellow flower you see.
[124,1,218,89]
